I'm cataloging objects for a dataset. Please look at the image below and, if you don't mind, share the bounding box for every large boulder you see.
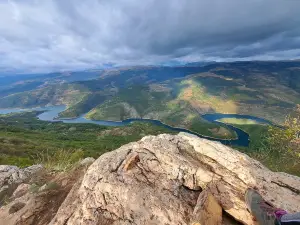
[49,133,300,225]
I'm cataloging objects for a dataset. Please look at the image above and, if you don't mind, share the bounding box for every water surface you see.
[0,106,273,147]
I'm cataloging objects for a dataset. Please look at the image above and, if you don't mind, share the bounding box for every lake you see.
[0,105,273,147]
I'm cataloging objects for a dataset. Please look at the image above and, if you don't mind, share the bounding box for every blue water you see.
[201,113,274,146]
[0,106,273,147]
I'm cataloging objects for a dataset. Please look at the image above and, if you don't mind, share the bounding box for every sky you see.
[1,0,300,73]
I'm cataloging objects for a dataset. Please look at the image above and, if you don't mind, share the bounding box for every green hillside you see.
[0,111,176,167]
[86,85,237,139]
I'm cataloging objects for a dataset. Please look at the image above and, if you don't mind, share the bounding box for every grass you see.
[35,149,84,172]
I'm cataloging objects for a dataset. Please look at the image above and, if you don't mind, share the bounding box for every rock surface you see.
[50,133,300,225]
[191,190,222,225]
[0,162,90,225]
[0,164,43,203]
[79,157,95,166]
[1,133,300,225]
[11,183,30,199]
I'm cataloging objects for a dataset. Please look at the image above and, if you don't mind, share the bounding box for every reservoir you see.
[0,106,273,147]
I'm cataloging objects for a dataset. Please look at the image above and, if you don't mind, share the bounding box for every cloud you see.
[0,0,300,73]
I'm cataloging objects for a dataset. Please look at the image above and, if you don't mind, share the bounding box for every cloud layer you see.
[1,0,300,73]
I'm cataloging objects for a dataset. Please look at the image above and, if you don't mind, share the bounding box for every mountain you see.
[0,61,300,135]
[0,70,102,98]
[1,133,300,224]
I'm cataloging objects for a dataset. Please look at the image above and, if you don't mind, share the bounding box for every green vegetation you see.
[58,92,109,118]
[177,79,238,114]
[235,106,300,176]
[0,83,89,109]
[0,111,176,167]
[86,85,170,120]
[86,85,236,139]
[218,118,260,125]
[0,105,299,177]
[189,117,236,139]
[1,62,300,125]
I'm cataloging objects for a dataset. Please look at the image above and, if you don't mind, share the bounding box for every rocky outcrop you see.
[50,133,300,225]
[1,133,300,225]
[0,164,43,203]
[0,159,94,225]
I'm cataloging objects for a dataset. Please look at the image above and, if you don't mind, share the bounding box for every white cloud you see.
[0,0,300,73]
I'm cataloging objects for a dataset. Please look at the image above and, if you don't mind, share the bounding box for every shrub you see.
[262,105,300,174]
[35,149,84,172]
[267,105,300,157]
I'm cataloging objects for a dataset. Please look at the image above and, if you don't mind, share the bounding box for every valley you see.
[1,61,300,142]
[0,61,300,176]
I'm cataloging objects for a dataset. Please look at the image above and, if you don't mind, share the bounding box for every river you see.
[0,105,273,147]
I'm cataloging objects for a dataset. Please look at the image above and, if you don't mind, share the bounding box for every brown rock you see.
[8,202,26,214]
[119,152,140,172]
[11,183,30,199]
[191,189,222,225]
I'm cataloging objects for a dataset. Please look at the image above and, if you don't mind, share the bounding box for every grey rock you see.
[79,157,95,166]
[0,164,43,203]
[8,164,43,185]
[38,184,47,192]
[0,166,19,188]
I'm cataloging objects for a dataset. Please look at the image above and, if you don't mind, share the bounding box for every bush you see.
[267,105,300,157]
[35,149,84,172]
[262,105,300,174]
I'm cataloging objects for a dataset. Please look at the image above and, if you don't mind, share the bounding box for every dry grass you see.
[35,149,84,172]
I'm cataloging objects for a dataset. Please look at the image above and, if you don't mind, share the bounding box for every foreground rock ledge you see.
[2,133,300,225]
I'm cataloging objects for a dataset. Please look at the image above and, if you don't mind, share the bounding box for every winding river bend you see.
[0,106,273,147]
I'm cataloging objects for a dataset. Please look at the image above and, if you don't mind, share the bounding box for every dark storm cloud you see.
[0,0,300,73]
